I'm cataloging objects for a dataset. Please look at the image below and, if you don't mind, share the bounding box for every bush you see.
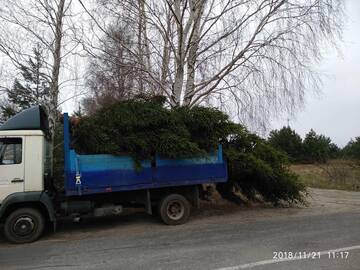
[72,99,306,205]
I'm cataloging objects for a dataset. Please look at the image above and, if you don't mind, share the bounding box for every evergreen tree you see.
[72,104,83,118]
[328,142,340,159]
[268,126,303,162]
[302,129,334,163]
[343,137,360,160]
[0,46,50,121]
[0,99,16,123]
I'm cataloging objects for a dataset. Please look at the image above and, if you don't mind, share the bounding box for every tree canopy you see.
[302,129,337,163]
[343,137,360,160]
[78,0,344,131]
[268,126,303,162]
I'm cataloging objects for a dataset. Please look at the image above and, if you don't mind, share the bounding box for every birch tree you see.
[83,26,140,114]
[83,0,344,131]
[0,0,79,135]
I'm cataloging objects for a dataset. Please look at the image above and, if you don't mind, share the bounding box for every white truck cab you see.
[0,106,55,244]
[0,130,46,203]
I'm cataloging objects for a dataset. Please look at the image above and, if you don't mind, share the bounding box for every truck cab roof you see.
[0,106,49,135]
[0,130,45,136]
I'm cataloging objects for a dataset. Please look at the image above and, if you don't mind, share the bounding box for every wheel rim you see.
[12,216,36,237]
[166,200,185,220]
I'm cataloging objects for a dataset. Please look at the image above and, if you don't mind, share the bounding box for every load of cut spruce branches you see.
[72,96,233,161]
[65,96,306,205]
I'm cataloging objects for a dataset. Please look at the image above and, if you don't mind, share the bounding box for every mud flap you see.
[192,186,200,209]
[145,189,152,215]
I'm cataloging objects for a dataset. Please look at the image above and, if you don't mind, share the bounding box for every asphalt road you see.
[0,188,359,270]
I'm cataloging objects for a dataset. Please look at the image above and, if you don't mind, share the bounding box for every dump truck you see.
[0,106,228,243]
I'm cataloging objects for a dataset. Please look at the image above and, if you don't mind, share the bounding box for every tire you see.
[4,208,45,244]
[158,194,191,225]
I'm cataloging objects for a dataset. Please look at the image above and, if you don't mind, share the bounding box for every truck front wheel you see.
[159,194,191,225]
[4,208,45,244]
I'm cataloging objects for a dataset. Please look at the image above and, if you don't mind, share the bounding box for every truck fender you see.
[0,191,55,222]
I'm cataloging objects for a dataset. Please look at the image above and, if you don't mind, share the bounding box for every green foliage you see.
[302,129,333,163]
[268,127,340,164]
[219,127,306,205]
[73,99,306,205]
[268,126,303,162]
[73,99,207,163]
[328,143,341,159]
[343,137,360,160]
[174,106,234,150]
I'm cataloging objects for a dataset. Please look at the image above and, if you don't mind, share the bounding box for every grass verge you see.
[291,159,360,191]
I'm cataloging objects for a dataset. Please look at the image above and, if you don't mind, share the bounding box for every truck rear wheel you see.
[4,208,45,244]
[159,194,190,225]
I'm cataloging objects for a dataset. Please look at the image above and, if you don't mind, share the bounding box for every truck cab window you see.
[0,138,22,165]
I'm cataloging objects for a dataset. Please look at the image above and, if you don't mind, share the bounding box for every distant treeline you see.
[268,127,360,163]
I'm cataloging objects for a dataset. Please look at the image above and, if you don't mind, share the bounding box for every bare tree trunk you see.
[184,0,205,106]
[160,10,172,97]
[136,0,153,94]
[48,0,66,137]
[172,60,184,106]
[171,0,185,106]
[140,0,151,72]
[45,0,66,178]
[137,0,145,93]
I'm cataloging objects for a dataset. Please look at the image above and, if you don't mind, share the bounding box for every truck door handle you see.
[11,178,24,183]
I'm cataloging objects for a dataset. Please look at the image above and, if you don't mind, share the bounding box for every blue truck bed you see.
[63,113,228,197]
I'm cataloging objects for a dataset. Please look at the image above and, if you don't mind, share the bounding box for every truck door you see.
[0,137,25,201]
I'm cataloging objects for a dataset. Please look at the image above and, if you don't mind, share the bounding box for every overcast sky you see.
[271,0,360,147]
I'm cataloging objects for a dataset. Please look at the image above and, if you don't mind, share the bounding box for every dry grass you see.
[291,159,360,191]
